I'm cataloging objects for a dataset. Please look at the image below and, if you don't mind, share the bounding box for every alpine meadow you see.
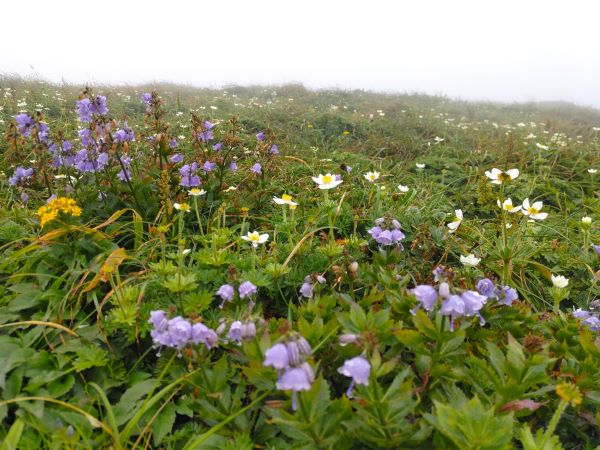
[0,77,599,449]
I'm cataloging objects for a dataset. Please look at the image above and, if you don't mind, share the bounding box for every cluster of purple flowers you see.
[179,162,201,187]
[113,122,135,143]
[148,310,218,353]
[198,121,214,142]
[263,334,314,410]
[49,140,76,168]
[225,320,257,344]
[15,113,35,137]
[411,277,517,331]
[8,167,34,186]
[74,148,109,173]
[594,244,600,256]
[573,309,600,332]
[299,274,326,298]
[216,281,258,308]
[367,217,405,248]
[76,96,108,122]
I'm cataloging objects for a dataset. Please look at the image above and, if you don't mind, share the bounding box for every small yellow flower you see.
[37,197,81,227]
[556,382,582,406]
[342,130,350,135]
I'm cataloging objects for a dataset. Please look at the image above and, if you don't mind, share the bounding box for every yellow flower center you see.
[505,204,513,211]
[322,175,333,184]
[249,232,260,242]
[369,174,376,180]
[282,194,293,202]
[528,207,538,214]
[189,188,201,195]
[497,172,511,182]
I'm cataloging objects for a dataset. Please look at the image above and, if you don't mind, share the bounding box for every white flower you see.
[364,171,380,182]
[416,163,426,169]
[312,173,343,190]
[447,209,463,233]
[188,188,206,197]
[497,198,522,213]
[182,248,191,255]
[241,231,269,248]
[589,168,598,174]
[173,202,191,212]
[484,168,520,184]
[224,186,237,192]
[582,216,592,225]
[460,253,481,267]
[521,198,548,220]
[273,194,298,206]
[551,274,569,288]
[398,185,409,193]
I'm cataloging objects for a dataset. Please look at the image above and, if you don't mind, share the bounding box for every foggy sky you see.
[2,0,600,107]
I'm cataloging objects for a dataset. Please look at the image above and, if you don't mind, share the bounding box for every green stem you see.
[541,399,568,447]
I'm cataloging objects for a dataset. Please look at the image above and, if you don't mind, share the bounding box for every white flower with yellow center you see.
[416,163,426,169]
[273,193,298,206]
[460,253,481,267]
[485,168,519,184]
[551,274,568,288]
[497,198,522,213]
[364,171,380,182]
[398,185,409,193]
[582,217,592,225]
[447,209,463,233]
[312,173,343,190]
[188,188,206,197]
[173,202,191,212]
[241,231,269,248]
[521,198,548,220]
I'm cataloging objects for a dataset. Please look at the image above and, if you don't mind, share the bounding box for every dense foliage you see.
[0,77,599,449]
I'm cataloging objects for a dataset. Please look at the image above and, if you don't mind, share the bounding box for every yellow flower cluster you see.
[37,197,82,227]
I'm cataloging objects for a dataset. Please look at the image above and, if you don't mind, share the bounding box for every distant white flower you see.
[535,143,549,150]
[485,168,519,184]
[460,253,481,267]
[521,198,548,220]
[416,163,426,169]
[398,185,409,193]
[188,188,206,197]
[447,209,463,233]
[497,198,522,213]
[273,194,298,206]
[312,173,343,190]
[364,171,380,182]
[182,248,191,255]
[582,216,592,225]
[589,168,598,174]
[241,231,269,248]
[173,202,191,212]
[551,274,569,288]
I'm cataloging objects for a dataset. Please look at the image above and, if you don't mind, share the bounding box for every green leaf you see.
[152,402,176,446]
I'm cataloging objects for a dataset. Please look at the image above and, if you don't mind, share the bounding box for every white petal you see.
[506,168,519,179]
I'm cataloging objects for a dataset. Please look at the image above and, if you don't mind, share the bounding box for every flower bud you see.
[296,336,312,355]
[339,333,359,346]
[439,282,450,298]
[286,341,300,366]
[348,261,359,273]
